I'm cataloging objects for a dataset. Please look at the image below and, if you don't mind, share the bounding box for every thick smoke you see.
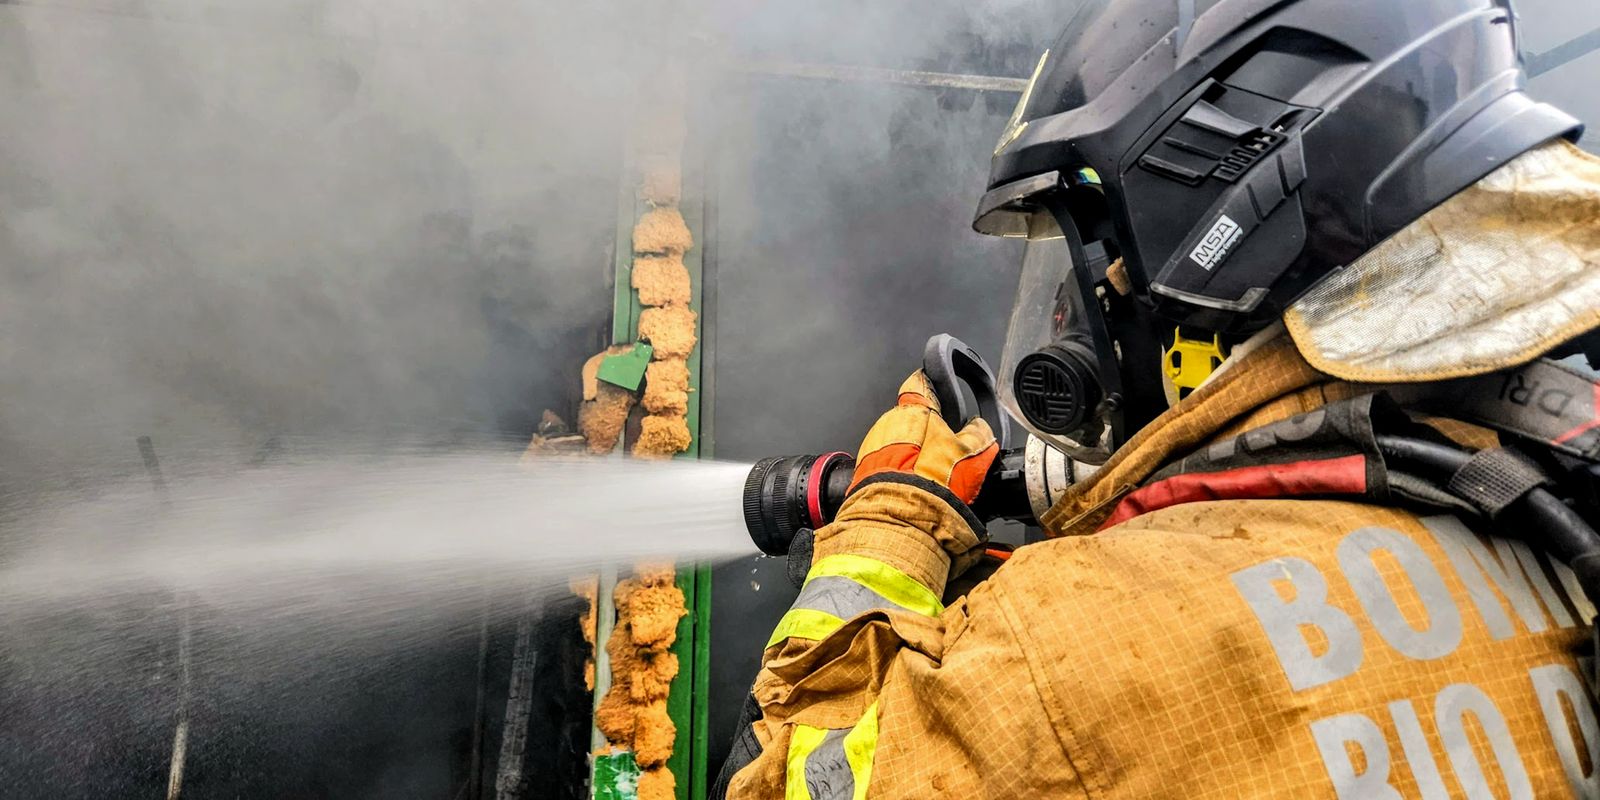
[0,0,1067,502]
[0,0,650,503]
[0,2,668,796]
[4,0,1591,500]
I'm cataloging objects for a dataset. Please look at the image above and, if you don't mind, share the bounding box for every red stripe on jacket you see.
[1100,454,1369,529]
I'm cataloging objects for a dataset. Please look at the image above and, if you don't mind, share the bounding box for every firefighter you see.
[720,0,1600,796]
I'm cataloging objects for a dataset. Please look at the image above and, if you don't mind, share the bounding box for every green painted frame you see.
[595,125,713,800]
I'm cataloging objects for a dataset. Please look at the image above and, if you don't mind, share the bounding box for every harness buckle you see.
[1165,328,1227,398]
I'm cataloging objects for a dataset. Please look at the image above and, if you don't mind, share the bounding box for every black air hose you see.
[1375,434,1600,605]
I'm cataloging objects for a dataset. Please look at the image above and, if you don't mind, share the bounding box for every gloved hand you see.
[849,370,1000,502]
[811,371,1000,586]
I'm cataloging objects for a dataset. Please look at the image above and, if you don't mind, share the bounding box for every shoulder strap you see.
[1384,359,1600,461]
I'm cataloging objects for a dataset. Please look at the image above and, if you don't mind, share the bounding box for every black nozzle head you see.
[742,453,855,556]
[1013,341,1104,436]
[742,456,787,556]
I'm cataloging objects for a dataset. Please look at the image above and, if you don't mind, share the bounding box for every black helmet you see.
[976,0,1582,461]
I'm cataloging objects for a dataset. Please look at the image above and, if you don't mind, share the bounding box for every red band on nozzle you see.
[807,451,850,529]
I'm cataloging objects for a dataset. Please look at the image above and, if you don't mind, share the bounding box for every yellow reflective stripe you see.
[806,554,943,617]
[842,701,880,800]
[786,724,829,800]
[766,608,844,649]
[769,555,941,649]
[787,702,882,800]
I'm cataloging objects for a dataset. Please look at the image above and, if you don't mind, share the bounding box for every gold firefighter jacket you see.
[728,139,1600,798]
[728,331,1600,799]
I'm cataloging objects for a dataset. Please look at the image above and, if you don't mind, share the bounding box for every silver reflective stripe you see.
[805,728,855,799]
[793,575,915,621]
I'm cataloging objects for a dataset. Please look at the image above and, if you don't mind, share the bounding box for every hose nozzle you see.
[740,439,1076,556]
[741,452,855,556]
[741,334,1076,556]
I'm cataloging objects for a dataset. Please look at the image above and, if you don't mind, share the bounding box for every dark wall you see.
[703,76,1028,779]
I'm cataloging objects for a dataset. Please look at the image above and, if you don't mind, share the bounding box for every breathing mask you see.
[997,172,1137,466]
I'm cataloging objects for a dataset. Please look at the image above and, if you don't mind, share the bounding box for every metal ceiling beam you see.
[1527,25,1600,77]
[731,59,1028,93]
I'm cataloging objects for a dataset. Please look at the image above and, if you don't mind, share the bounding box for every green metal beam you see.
[599,122,711,800]
[666,134,709,798]
[690,562,713,800]
[611,148,642,348]
[665,569,698,799]
[686,123,717,799]
[591,144,642,800]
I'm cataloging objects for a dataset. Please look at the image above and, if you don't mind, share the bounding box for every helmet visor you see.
[998,211,1112,463]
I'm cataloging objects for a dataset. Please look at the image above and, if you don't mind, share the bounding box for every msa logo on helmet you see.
[1189,214,1243,271]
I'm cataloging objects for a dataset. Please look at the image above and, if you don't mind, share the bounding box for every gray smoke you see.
[1521,0,1600,133]
[4,0,1591,500]
[0,3,678,796]
[0,0,645,502]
